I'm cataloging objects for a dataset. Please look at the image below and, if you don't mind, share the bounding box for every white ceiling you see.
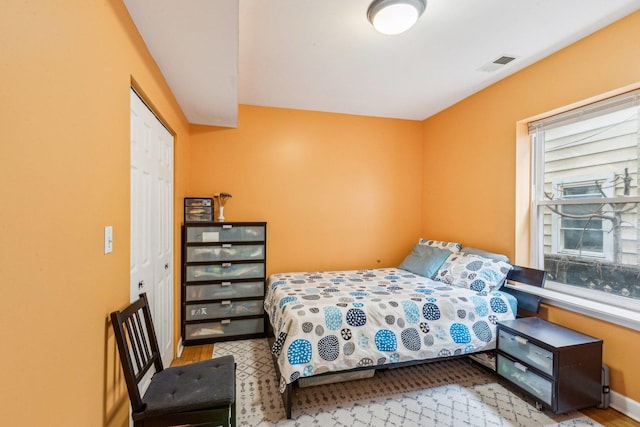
[124,0,640,127]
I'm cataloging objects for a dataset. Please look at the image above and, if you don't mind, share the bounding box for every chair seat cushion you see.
[140,355,235,418]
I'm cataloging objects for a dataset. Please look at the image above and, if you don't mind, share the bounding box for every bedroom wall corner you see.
[420,97,517,258]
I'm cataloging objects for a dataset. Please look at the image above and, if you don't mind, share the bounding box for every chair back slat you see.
[134,309,153,363]
[125,315,144,372]
[110,293,164,412]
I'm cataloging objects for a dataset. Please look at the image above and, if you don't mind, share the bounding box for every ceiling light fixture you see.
[367,0,427,35]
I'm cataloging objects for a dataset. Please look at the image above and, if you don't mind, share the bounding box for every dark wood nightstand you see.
[496,317,603,413]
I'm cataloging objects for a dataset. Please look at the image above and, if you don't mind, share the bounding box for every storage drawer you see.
[186,299,264,320]
[185,206,212,216]
[497,354,553,406]
[498,329,554,376]
[185,213,212,222]
[186,225,265,243]
[186,263,265,281]
[186,244,265,262]
[185,207,212,222]
[184,198,213,222]
[185,198,212,207]
[185,317,264,340]
[185,281,264,301]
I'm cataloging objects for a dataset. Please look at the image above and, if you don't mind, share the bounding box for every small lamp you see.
[367,0,427,35]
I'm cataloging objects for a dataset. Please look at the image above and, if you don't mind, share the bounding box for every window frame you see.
[528,89,640,317]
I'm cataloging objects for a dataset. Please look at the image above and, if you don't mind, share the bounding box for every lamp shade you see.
[367,0,427,35]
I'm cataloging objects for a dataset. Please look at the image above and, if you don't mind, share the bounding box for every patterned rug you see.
[213,338,602,427]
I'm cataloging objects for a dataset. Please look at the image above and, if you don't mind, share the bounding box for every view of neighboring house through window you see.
[551,175,614,261]
[529,89,640,307]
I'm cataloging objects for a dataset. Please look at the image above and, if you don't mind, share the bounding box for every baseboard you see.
[610,390,640,422]
[177,337,184,358]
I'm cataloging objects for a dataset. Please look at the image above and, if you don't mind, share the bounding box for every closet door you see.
[130,89,174,369]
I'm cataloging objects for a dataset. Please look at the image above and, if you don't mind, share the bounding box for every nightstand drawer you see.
[497,354,553,406]
[498,329,553,376]
[185,281,264,301]
[186,262,265,281]
[186,244,265,262]
[186,225,265,243]
[185,318,265,340]
[186,299,264,321]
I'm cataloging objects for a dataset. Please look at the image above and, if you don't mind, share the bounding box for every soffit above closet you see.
[124,0,640,128]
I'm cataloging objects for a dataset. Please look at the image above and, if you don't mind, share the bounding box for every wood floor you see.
[582,407,640,427]
[173,344,639,427]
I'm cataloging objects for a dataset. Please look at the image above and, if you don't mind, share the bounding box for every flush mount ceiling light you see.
[367,0,427,35]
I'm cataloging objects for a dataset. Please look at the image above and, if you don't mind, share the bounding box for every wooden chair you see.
[110,293,235,427]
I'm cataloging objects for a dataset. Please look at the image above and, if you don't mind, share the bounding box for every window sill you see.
[504,281,640,332]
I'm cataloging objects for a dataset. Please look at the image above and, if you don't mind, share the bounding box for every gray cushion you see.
[140,355,235,418]
[398,244,451,278]
[460,246,509,263]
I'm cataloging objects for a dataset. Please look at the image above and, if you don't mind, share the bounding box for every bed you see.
[264,240,545,418]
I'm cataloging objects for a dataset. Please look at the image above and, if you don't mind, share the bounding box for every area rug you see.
[213,338,601,427]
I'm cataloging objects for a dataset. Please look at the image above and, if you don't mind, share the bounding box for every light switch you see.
[104,226,113,254]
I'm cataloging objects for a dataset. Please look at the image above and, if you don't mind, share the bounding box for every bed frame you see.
[266,265,546,419]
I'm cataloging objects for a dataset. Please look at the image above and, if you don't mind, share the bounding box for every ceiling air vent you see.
[477,55,518,72]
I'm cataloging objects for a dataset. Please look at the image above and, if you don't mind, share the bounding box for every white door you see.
[130,89,174,370]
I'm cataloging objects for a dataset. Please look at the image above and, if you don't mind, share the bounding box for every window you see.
[550,175,614,260]
[529,89,640,307]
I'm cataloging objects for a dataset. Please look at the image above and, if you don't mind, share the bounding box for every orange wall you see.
[189,105,424,274]
[0,1,190,426]
[2,2,639,425]
[422,11,640,402]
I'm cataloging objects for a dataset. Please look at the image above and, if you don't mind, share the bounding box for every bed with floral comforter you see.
[264,267,518,394]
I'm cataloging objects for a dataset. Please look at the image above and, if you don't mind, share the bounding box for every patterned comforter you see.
[264,268,517,392]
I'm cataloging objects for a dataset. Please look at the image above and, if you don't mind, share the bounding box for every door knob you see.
[165,263,169,270]
[138,280,144,289]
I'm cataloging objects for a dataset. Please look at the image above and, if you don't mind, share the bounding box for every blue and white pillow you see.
[435,253,511,293]
[418,238,462,253]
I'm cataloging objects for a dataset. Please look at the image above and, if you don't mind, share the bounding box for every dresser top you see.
[498,317,602,348]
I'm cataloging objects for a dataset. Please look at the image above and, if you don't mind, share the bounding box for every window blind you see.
[528,88,640,134]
